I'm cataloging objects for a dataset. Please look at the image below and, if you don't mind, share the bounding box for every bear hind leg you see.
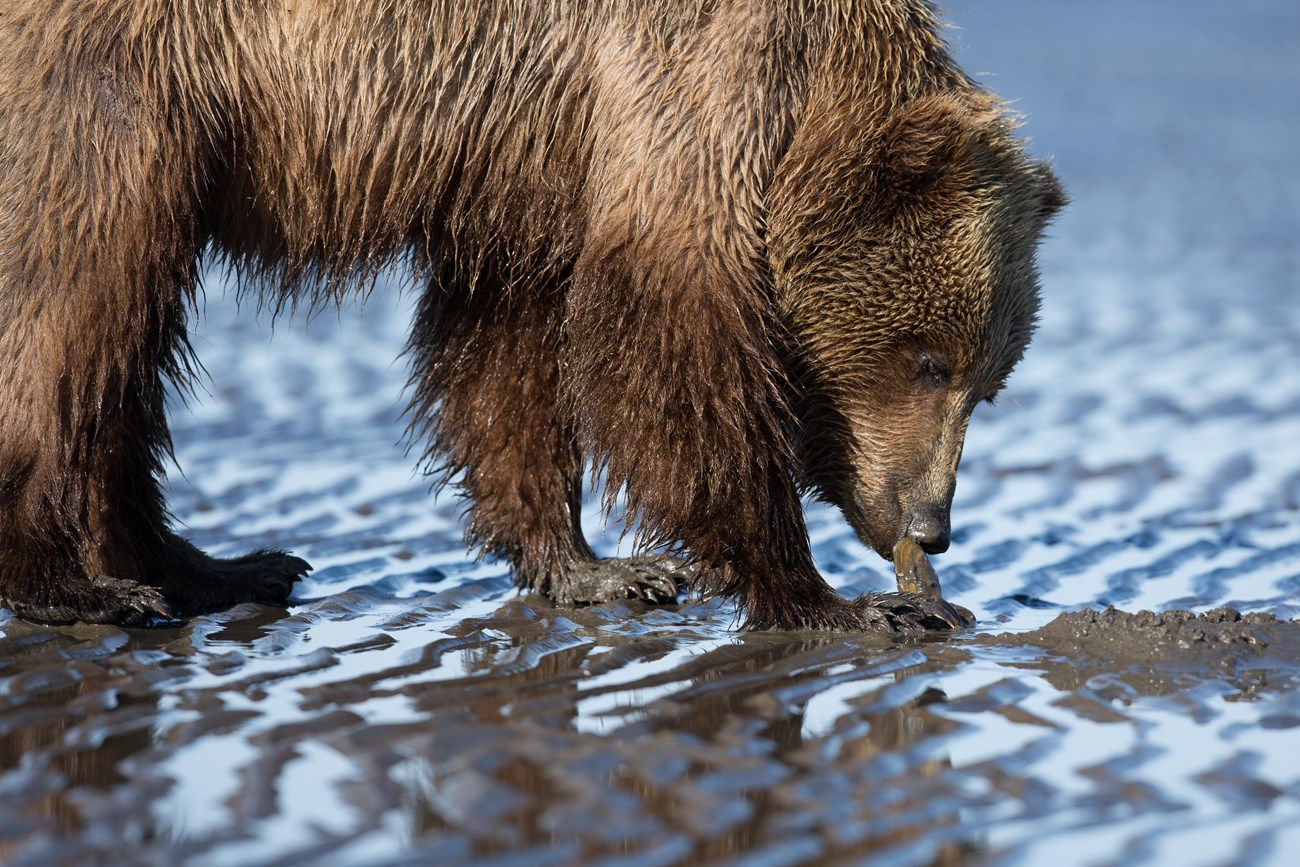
[0,569,173,628]
[0,355,310,627]
[0,41,307,625]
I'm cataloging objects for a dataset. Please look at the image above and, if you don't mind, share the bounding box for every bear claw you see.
[850,591,976,633]
[2,575,177,628]
[238,551,311,602]
[88,575,178,626]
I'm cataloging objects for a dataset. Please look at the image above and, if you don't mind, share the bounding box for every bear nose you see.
[906,510,951,555]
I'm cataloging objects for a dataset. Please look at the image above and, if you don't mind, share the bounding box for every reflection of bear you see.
[0,2,1061,629]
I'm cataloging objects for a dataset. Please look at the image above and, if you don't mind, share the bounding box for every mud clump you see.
[981,607,1300,697]
[1009,606,1300,667]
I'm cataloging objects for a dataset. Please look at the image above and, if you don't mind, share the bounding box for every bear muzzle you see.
[844,479,956,562]
[903,505,951,555]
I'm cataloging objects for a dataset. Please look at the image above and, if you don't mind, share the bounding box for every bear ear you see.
[876,94,977,199]
[1034,161,1069,216]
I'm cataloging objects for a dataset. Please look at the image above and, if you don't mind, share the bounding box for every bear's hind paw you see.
[87,575,178,626]
[3,575,176,628]
[214,549,311,604]
[164,546,311,614]
[547,555,691,607]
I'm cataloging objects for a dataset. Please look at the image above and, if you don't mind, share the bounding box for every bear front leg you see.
[408,274,688,606]
[561,32,968,631]
[563,251,844,629]
[564,194,966,632]
[563,266,970,633]
[0,33,305,625]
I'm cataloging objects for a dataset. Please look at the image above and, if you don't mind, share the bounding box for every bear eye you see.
[917,352,951,388]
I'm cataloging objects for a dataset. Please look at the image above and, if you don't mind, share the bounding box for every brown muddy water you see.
[4,2,1300,865]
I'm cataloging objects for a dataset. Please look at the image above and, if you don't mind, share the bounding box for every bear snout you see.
[845,483,955,561]
[903,506,951,556]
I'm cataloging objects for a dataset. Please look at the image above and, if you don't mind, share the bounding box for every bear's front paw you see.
[849,591,976,633]
[549,556,692,607]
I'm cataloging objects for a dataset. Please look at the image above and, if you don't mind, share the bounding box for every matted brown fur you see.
[0,0,1062,629]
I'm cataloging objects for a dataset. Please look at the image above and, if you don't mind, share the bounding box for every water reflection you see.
[380,624,984,864]
[0,621,166,859]
[4,583,1300,865]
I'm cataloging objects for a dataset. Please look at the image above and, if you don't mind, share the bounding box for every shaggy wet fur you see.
[0,0,1061,629]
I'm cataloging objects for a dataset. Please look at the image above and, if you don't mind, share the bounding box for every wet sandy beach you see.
[3,1,1299,864]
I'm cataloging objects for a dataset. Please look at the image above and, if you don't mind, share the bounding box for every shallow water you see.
[3,1,1299,864]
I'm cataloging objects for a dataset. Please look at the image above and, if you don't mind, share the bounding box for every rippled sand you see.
[3,1,1299,864]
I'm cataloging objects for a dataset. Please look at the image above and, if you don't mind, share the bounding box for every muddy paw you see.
[87,575,178,626]
[851,591,976,633]
[550,555,691,606]
[5,575,176,627]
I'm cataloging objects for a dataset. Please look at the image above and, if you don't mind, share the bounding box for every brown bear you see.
[0,1,1062,630]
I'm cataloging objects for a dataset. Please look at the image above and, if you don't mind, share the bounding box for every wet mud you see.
[1017,608,1298,668]
[3,0,1300,865]
[6,593,1300,866]
[995,608,1300,698]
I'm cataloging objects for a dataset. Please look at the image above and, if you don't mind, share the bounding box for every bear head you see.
[768,91,1065,561]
